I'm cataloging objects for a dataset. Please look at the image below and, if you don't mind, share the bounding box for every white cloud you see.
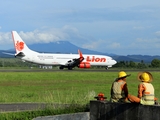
[18,28,69,44]
[155,31,160,37]
[133,38,160,49]
[0,32,11,44]
[109,42,121,49]
[82,39,121,53]
[133,26,145,30]
[62,25,79,33]
[136,38,159,43]
[82,41,100,50]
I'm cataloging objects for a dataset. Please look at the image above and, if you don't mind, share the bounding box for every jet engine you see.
[78,62,90,68]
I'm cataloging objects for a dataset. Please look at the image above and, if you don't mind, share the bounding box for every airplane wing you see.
[67,50,84,69]
[59,50,84,70]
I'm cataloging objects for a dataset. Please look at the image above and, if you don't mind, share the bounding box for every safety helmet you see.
[117,71,131,79]
[137,71,153,82]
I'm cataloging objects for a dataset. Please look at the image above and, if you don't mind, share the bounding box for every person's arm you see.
[123,83,128,97]
[138,83,145,98]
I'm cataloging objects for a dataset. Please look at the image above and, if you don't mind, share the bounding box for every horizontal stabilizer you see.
[2,52,14,56]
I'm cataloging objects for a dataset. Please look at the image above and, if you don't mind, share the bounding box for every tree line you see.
[113,59,160,68]
[0,58,160,68]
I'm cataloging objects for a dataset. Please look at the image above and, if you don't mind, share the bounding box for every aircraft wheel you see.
[59,66,64,70]
[105,67,108,70]
[68,67,72,70]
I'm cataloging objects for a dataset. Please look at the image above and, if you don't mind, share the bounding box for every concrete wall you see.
[33,112,89,120]
[90,100,160,120]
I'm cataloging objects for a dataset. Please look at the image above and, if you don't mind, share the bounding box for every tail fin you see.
[12,31,31,54]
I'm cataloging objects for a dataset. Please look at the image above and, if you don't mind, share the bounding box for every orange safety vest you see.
[110,80,127,102]
[140,82,155,105]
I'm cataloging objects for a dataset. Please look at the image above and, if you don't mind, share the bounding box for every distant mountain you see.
[112,55,160,63]
[29,41,106,55]
[0,41,160,63]
[127,55,160,62]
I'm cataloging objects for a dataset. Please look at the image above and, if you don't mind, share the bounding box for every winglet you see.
[78,49,84,61]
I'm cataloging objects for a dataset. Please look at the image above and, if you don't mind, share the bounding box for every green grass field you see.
[0,70,160,120]
[0,70,159,104]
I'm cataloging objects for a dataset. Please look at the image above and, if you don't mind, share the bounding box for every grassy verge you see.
[0,71,160,103]
[0,71,112,103]
[0,104,88,120]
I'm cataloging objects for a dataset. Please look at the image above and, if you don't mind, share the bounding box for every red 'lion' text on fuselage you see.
[86,56,106,62]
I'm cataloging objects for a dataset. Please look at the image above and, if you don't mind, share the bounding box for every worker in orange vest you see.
[110,71,131,102]
[128,71,157,105]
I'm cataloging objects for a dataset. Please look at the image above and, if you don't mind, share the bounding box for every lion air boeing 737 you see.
[11,31,117,70]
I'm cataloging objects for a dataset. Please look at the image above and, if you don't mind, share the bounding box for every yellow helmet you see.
[138,72,153,82]
[118,71,131,79]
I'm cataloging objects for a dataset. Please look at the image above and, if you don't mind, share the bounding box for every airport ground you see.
[0,68,160,119]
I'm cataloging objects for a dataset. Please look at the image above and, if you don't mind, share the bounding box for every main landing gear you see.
[59,66,64,70]
[59,66,73,70]
[105,67,109,70]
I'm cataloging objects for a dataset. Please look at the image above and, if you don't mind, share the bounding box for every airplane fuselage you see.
[19,52,116,67]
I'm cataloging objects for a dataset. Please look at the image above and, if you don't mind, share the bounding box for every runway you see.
[0,103,47,112]
[0,69,116,73]
[0,103,71,112]
[0,69,159,72]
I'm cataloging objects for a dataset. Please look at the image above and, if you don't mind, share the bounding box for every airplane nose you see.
[113,60,117,65]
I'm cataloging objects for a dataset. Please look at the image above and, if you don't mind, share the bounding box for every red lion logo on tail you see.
[16,41,24,51]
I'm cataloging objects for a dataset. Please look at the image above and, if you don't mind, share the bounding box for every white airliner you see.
[11,31,117,70]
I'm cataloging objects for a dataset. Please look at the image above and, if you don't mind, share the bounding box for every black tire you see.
[59,66,64,70]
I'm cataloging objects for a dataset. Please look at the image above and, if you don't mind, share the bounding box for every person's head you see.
[117,71,131,80]
[137,71,153,83]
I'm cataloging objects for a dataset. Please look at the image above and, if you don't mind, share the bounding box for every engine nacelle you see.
[78,62,91,68]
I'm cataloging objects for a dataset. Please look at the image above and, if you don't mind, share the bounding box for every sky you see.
[0,0,160,55]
